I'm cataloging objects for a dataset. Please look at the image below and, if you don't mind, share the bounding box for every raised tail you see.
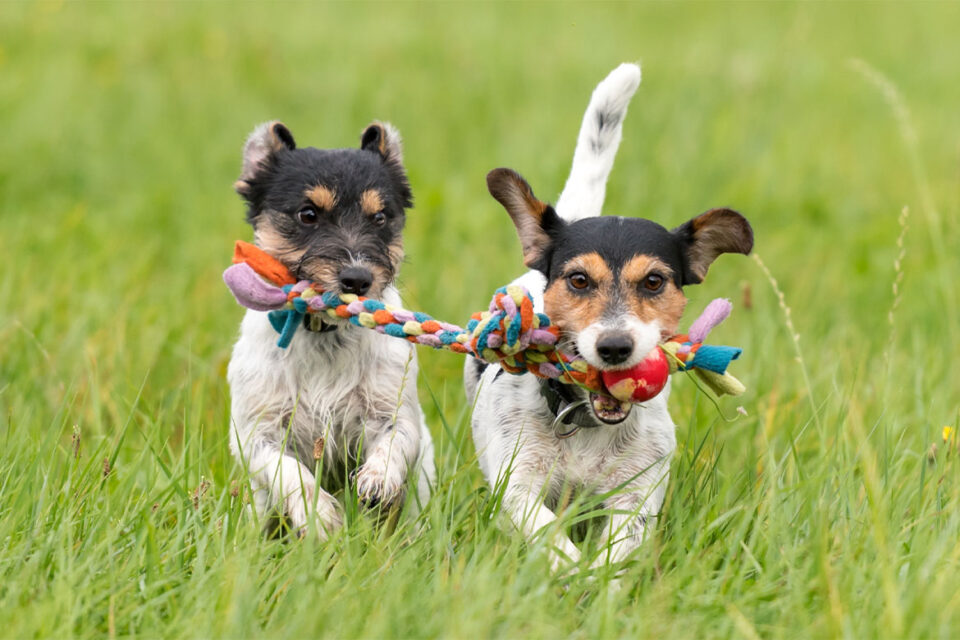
[555,63,641,222]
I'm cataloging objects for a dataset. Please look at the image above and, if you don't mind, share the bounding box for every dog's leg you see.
[354,400,424,509]
[593,460,670,566]
[502,478,581,572]
[240,434,343,539]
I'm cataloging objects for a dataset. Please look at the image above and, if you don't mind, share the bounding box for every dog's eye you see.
[372,211,387,226]
[567,273,590,291]
[642,273,665,293]
[297,207,319,225]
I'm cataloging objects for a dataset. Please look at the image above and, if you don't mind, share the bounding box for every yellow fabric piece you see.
[696,370,745,396]
[661,342,682,373]
[403,321,423,336]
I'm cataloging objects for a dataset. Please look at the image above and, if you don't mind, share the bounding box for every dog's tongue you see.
[600,347,670,403]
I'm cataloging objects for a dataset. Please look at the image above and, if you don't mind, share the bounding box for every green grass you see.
[2,2,960,637]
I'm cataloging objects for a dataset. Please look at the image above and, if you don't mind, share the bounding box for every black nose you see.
[596,332,634,365]
[338,267,373,296]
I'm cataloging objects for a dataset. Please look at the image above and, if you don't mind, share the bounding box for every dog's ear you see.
[672,208,753,285]
[361,121,403,164]
[487,168,563,271]
[360,121,413,208]
[235,121,296,198]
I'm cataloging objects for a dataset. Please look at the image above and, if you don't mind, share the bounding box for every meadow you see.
[2,2,959,638]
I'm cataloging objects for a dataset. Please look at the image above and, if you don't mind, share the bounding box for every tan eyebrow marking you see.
[621,255,673,284]
[305,185,337,211]
[360,189,384,215]
[565,252,613,283]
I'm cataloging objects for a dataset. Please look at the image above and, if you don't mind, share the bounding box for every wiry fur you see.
[465,63,752,572]
[228,121,434,539]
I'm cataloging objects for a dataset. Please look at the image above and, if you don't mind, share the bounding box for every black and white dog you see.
[228,121,434,539]
[465,64,753,569]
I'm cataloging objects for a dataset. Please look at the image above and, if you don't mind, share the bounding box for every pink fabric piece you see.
[500,294,517,318]
[539,362,561,378]
[529,329,557,345]
[688,298,732,343]
[346,300,365,315]
[392,309,416,323]
[417,335,441,347]
[290,280,310,294]
[222,263,288,311]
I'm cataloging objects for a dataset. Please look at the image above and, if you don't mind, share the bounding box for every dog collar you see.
[539,378,597,438]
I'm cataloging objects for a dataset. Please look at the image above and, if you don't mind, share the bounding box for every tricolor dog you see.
[228,121,435,539]
[464,64,753,569]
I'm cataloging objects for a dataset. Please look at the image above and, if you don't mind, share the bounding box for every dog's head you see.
[235,121,412,298]
[487,168,753,423]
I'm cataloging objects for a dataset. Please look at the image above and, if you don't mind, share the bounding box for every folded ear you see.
[486,168,562,271]
[360,121,412,208]
[672,208,753,285]
[361,121,404,164]
[235,121,295,197]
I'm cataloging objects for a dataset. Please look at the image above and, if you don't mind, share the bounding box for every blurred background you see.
[1,2,959,636]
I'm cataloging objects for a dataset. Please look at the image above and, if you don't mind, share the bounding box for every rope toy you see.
[223,241,746,401]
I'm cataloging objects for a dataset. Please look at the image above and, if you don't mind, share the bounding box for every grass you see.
[2,2,960,637]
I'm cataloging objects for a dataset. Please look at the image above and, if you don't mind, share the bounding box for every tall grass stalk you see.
[848,58,957,336]
[751,252,821,432]
[884,205,909,377]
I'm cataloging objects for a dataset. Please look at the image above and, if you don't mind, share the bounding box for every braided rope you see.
[223,241,745,398]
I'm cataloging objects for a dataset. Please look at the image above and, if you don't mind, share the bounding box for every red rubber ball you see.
[600,347,670,403]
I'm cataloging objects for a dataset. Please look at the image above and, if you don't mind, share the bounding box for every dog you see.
[228,120,435,539]
[464,64,753,570]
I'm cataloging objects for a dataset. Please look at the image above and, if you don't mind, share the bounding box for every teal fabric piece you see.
[268,309,303,348]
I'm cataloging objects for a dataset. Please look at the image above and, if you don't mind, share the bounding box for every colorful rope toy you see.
[223,241,746,402]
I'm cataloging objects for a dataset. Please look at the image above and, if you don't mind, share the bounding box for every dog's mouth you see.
[557,341,634,424]
[588,390,632,424]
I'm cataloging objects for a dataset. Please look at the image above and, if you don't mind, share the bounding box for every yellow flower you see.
[943,426,954,443]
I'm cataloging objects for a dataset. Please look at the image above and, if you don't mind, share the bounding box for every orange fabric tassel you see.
[232,241,297,286]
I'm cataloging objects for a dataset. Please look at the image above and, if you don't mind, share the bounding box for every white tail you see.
[555,63,641,222]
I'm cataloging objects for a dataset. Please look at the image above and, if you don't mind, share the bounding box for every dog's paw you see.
[286,486,343,541]
[354,457,406,509]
